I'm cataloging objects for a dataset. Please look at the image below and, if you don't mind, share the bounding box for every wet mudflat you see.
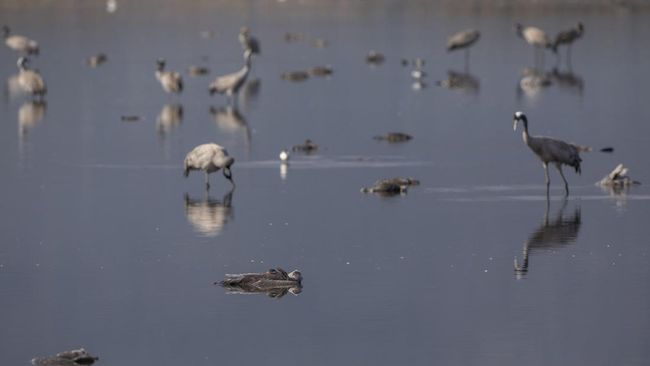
[1,1,650,365]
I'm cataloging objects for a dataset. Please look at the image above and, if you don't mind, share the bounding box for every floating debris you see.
[187,66,209,76]
[120,115,140,122]
[32,348,99,366]
[308,65,333,77]
[281,71,309,82]
[311,38,328,48]
[85,53,107,68]
[365,51,385,65]
[217,268,302,298]
[291,139,319,153]
[373,132,412,143]
[361,177,420,195]
[284,32,304,43]
[597,164,640,188]
[200,30,215,39]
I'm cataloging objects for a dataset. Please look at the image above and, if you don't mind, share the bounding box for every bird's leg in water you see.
[205,172,210,190]
[543,162,550,191]
[556,163,569,196]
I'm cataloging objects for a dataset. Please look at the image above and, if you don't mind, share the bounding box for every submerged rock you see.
[361,177,420,195]
[373,132,412,142]
[32,348,99,366]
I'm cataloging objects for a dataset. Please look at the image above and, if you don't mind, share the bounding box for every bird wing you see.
[447,29,479,49]
[530,136,581,164]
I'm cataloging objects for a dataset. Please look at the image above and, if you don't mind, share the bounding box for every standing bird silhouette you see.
[3,26,39,55]
[239,27,260,55]
[447,29,480,68]
[513,111,590,196]
[515,23,554,66]
[16,57,46,99]
[552,22,584,63]
[184,143,235,190]
[155,59,183,94]
[209,49,252,103]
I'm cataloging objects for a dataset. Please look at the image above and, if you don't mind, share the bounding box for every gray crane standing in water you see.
[447,29,480,68]
[16,57,46,99]
[209,49,252,103]
[513,111,590,196]
[155,59,183,94]
[552,22,584,63]
[184,143,235,190]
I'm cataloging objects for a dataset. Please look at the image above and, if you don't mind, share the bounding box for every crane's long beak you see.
[224,168,235,187]
[513,119,518,131]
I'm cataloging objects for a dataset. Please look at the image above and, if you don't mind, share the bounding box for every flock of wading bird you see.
[4,21,640,200]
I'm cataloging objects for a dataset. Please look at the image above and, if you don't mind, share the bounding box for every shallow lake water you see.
[1,1,650,365]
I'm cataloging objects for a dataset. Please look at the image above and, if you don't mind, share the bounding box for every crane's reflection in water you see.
[514,198,581,278]
[184,189,234,237]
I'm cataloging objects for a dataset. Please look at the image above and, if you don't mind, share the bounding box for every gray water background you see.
[1,1,649,365]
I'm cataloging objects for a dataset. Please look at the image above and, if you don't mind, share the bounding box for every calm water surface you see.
[1,1,649,365]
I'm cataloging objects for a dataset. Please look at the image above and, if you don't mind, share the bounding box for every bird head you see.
[156,59,166,71]
[2,25,10,38]
[514,23,523,37]
[223,157,235,186]
[513,111,528,131]
[240,26,250,36]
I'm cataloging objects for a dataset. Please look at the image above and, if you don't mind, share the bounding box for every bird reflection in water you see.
[156,103,183,138]
[238,77,261,110]
[210,105,251,151]
[549,67,584,97]
[184,189,234,237]
[514,198,581,278]
[436,69,480,95]
[18,100,46,144]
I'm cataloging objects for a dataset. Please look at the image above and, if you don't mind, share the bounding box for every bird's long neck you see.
[520,119,530,144]
[2,26,9,39]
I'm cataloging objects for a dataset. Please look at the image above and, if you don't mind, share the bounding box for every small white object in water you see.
[411,69,426,80]
[279,149,289,161]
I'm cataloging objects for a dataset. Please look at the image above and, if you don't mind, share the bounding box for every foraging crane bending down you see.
[513,111,590,196]
[16,57,46,99]
[209,49,252,102]
[3,26,39,55]
[155,59,183,94]
[239,27,260,55]
[515,23,554,50]
[184,143,235,190]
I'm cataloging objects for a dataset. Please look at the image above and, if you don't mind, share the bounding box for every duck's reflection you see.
[514,199,581,278]
[436,69,480,95]
[184,190,234,237]
[156,103,183,138]
[210,105,251,149]
[18,100,46,141]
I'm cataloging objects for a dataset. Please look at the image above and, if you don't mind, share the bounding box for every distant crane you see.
[184,143,235,190]
[513,111,588,196]
[514,23,554,66]
[155,59,183,94]
[552,22,584,63]
[239,27,260,55]
[3,25,39,55]
[447,29,480,68]
[16,57,46,99]
[209,49,252,103]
